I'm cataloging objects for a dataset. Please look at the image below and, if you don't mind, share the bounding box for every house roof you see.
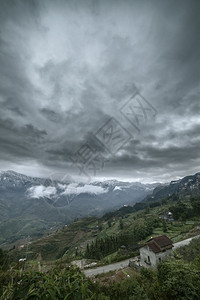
[146,235,173,254]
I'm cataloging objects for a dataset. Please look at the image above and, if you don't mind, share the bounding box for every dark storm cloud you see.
[2,98,25,116]
[41,108,60,123]
[0,117,47,160]
[0,0,199,182]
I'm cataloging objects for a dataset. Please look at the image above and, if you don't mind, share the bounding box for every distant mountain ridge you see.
[0,170,157,209]
[144,172,200,203]
[1,170,199,247]
[0,170,157,245]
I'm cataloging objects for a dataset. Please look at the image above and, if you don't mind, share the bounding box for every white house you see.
[139,235,173,268]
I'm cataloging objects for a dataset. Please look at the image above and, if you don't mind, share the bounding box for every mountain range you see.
[1,170,200,247]
[0,170,157,246]
[144,172,200,203]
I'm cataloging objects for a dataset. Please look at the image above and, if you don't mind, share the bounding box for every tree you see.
[119,219,124,230]
[158,260,200,300]
[0,249,9,271]
[190,197,200,216]
[98,224,103,231]
[144,206,150,214]
[172,194,179,202]
[162,220,167,233]
[169,201,190,221]
[133,222,152,241]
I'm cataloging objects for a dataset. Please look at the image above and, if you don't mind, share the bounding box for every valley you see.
[0,170,157,246]
[1,170,200,299]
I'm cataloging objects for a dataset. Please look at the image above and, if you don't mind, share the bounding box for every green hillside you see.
[1,192,200,300]
[11,193,200,264]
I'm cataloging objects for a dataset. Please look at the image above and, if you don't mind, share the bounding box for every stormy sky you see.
[0,0,199,183]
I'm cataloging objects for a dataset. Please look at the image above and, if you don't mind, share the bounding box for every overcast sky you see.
[0,0,199,183]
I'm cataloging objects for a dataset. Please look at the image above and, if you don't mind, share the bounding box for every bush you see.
[0,266,93,300]
[158,260,200,300]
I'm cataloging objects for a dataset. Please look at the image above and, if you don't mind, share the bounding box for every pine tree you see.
[119,219,124,230]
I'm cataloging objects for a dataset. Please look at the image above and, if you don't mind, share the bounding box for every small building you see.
[120,245,126,250]
[139,235,173,268]
[120,245,127,254]
[159,212,174,222]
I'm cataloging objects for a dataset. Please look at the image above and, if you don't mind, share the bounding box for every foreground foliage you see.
[1,239,200,300]
[0,266,94,300]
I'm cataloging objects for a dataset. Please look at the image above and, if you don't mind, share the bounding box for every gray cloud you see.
[0,0,199,183]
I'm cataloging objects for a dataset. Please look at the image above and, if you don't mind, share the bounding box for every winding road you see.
[172,234,200,250]
[84,235,200,277]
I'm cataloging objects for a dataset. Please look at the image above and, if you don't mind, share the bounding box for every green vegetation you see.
[1,238,200,299]
[93,238,200,299]
[0,265,94,300]
[0,249,9,272]
[7,194,200,264]
[1,192,200,299]
[0,195,70,245]
[169,196,200,221]
[174,237,200,262]
[85,234,136,260]
[84,216,157,260]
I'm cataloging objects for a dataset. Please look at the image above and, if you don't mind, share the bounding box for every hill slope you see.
[0,171,156,245]
[144,172,200,203]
